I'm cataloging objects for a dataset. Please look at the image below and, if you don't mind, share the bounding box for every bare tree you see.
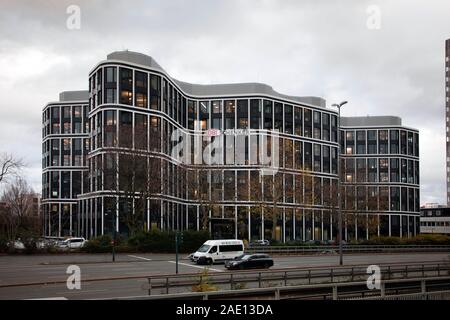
[94,121,168,237]
[183,167,220,231]
[0,153,24,184]
[0,177,37,241]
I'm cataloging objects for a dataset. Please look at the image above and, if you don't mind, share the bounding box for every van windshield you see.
[197,245,210,253]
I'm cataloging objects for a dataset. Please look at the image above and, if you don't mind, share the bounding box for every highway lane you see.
[0,252,449,299]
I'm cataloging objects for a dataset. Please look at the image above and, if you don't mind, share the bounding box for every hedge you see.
[360,234,450,245]
[82,230,210,253]
[127,229,210,253]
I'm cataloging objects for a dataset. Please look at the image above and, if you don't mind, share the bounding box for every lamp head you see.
[332,101,348,108]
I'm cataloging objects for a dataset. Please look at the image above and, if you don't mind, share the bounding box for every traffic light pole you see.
[175,232,179,274]
[112,213,116,263]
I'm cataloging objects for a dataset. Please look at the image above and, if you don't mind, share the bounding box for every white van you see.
[190,239,244,265]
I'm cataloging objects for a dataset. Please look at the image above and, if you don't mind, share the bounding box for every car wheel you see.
[239,264,244,270]
[264,263,270,269]
[207,258,213,265]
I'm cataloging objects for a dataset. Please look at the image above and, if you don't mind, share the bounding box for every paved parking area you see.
[0,252,449,299]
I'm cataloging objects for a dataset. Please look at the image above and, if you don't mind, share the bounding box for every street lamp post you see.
[331,101,348,266]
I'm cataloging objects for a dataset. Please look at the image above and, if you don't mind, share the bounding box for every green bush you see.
[360,235,450,245]
[82,235,113,253]
[0,237,8,253]
[361,236,402,245]
[127,229,210,253]
[179,230,210,253]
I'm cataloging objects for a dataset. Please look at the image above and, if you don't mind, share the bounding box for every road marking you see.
[27,297,68,300]
[128,255,152,261]
[56,289,108,295]
[167,261,223,272]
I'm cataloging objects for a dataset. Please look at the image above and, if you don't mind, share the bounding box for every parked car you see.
[191,239,244,265]
[305,240,322,245]
[225,254,274,270]
[11,240,25,250]
[58,237,86,249]
[249,240,270,247]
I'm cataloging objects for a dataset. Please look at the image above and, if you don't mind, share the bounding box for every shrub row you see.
[82,230,210,253]
[360,234,450,245]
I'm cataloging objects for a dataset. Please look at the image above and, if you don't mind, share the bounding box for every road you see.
[0,252,449,299]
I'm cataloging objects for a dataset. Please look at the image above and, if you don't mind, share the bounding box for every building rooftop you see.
[59,90,89,102]
[340,116,402,127]
[106,50,327,108]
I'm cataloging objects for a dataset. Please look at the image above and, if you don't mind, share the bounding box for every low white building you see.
[420,204,450,234]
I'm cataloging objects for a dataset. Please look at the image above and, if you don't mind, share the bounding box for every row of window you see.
[341,185,420,213]
[340,129,419,157]
[342,157,419,184]
[90,110,339,173]
[42,203,76,237]
[42,137,89,168]
[420,221,450,227]
[85,152,419,214]
[42,170,86,200]
[89,66,339,142]
[420,209,450,217]
[43,105,90,136]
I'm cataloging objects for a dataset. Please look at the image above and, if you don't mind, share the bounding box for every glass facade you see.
[42,101,90,237]
[42,54,420,242]
[340,125,420,240]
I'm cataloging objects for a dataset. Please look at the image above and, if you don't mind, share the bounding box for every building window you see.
[119,111,132,147]
[314,144,321,172]
[368,158,377,182]
[104,67,117,104]
[390,130,399,154]
[150,75,161,110]
[104,110,117,147]
[274,102,283,131]
[135,71,148,108]
[135,113,148,150]
[304,109,312,138]
[356,131,366,154]
[237,99,248,129]
[313,111,321,139]
[250,99,261,129]
[294,107,302,136]
[367,130,377,154]
[284,104,293,134]
[379,130,388,154]
[119,68,133,105]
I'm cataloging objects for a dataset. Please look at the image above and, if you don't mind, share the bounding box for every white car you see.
[58,237,86,249]
[12,240,25,250]
[250,240,270,246]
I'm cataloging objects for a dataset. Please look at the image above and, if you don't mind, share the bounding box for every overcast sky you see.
[0,0,449,205]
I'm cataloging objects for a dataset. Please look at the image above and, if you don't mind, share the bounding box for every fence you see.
[144,261,450,295]
[245,245,450,255]
[111,276,450,300]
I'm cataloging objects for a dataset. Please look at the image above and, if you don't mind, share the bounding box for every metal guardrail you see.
[144,262,450,295]
[346,290,450,300]
[114,276,450,300]
[245,245,450,254]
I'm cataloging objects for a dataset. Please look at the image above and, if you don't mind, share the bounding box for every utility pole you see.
[331,101,348,266]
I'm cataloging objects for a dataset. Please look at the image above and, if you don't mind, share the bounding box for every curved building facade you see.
[340,116,420,240]
[42,51,420,241]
